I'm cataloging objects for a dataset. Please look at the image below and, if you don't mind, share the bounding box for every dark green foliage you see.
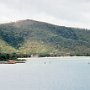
[0,25,24,48]
[0,53,8,61]
[0,53,17,61]
[39,54,51,57]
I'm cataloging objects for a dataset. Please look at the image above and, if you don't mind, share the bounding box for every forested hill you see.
[0,19,90,56]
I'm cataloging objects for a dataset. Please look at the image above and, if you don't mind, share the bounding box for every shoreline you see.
[0,56,90,64]
[18,56,90,59]
[0,60,25,64]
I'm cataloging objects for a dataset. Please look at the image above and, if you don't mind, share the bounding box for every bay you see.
[0,57,90,90]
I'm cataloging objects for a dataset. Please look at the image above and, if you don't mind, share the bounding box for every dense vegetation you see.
[0,19,90,56]
[0,53,17,61]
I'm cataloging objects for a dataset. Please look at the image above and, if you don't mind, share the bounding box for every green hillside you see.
[0,19,90,56]
[0,39,16,53]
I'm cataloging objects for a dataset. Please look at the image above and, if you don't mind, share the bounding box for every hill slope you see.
[0,19,90,56]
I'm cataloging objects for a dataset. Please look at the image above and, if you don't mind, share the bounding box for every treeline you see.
[0,53,17,61]
[0,52,90,61]
[0,53,33,61]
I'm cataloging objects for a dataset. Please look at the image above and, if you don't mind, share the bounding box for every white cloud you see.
[0,0,90,29]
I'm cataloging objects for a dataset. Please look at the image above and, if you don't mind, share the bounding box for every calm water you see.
[0,57,90,90]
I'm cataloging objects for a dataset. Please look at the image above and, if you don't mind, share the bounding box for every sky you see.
[0,0,90,29]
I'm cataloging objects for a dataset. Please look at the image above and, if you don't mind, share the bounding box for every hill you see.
[0,19,90,56]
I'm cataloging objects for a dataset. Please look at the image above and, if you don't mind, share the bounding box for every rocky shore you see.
[0,60,25,64]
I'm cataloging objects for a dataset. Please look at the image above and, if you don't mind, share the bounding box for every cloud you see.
[0,0,90,29]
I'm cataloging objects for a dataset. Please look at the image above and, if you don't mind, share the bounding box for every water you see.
[0,57,90,90]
